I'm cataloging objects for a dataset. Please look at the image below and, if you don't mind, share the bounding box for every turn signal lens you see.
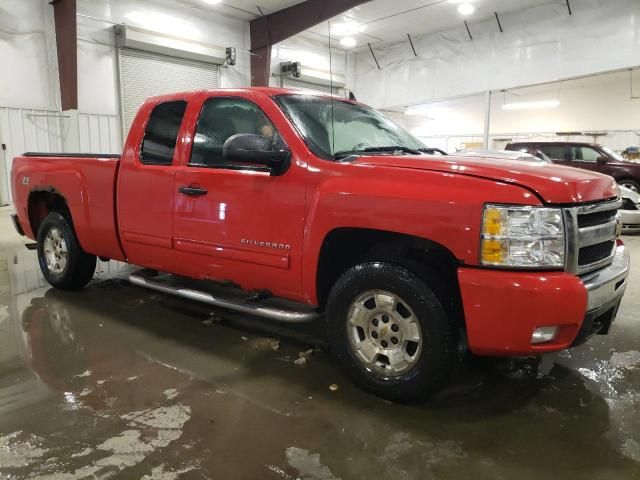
[482,208,507,236]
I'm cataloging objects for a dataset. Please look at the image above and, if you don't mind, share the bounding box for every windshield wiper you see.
[419,147,448,155]
[333,145,422,160]
[363,146,422,155]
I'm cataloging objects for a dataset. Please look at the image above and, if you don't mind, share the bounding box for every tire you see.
[37,212,96,290]
[326,262,458,403]
[619,179,640,193]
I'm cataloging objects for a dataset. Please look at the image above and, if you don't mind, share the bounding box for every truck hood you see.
[353,155,619,204]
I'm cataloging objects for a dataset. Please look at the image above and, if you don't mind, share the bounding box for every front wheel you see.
[619,180,640,193]
[37,212,96,290]
[326,262,458,403]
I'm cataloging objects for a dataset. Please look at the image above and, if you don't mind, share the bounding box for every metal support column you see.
[484,90,492,149]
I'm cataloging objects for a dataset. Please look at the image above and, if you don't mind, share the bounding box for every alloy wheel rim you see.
[43,227,68,275]
[620,182,639,193]
[346,290,422,376]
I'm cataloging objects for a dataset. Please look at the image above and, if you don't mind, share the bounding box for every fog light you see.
[531,326,559,344]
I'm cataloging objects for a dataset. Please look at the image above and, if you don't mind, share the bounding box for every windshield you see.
[274,94,426,160]
[602,146,624,162]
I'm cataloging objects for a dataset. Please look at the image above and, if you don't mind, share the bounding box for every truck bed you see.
[11,153,125,261]
[23,152,121,159]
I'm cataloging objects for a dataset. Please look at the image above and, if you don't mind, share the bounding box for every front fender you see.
[301,162,540,304]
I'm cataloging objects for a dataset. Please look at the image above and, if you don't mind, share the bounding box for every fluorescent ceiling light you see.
[502,100,560,111]
[202,0,222,4]
[340,37,357,48]
[457,3,475,15]
[331,21,363,36]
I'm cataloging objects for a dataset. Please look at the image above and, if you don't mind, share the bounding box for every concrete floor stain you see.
[0,209,639,479]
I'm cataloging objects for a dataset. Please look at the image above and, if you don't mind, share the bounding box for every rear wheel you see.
[326,262,458,403]
[37,212,96,290]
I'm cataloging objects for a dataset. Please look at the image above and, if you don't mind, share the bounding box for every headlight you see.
[480,204,565,268]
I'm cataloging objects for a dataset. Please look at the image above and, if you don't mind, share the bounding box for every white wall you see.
[0,0,60,110]
[354,0,640,110]
[391,69,640,153]
[270,34,347,88]
[0,108,67,203]
[77,0,251,116]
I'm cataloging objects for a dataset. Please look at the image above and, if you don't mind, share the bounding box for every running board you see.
[128,271,319,323]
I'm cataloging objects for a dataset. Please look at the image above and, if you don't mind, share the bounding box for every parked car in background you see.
[506,142,640,192]
[457,149,552,163]
[620,186,640,234]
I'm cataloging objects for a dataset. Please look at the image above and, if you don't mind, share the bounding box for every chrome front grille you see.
[564,199,621,275]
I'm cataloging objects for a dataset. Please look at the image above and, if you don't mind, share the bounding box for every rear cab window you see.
[140,100,187,165]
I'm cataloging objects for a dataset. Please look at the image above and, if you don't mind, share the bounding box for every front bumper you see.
[458,245,630,356]
[621,209,640,234]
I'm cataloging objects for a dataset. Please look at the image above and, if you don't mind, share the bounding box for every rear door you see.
[538,144,571,166]
[117,98,188,268]
[170,92,308,300]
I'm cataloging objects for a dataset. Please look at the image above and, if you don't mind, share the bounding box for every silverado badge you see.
[241,239,291,251]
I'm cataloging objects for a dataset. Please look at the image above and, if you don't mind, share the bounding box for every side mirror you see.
[222,134,291,176]
[597,156,608,164]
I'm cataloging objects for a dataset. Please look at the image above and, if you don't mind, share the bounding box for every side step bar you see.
[129,272,320,323]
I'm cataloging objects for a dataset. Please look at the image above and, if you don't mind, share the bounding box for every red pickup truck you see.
[10,88,630,402]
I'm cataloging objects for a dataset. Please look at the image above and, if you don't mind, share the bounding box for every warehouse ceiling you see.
[303,0,557,49]
[134,1,562,51]
[179,0,307,18]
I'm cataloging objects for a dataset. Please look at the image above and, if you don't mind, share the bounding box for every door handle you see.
[179,185,208,196]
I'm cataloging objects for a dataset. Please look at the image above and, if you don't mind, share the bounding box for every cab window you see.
[190,97,285,168]
[140,100,187,165]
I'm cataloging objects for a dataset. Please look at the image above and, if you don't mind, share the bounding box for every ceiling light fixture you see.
[202,0,222,4]
[457,3,475,15]
[502,100,561,111]
[340,37,357,48]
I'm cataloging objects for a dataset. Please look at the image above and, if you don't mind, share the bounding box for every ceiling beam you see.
[249,0,371,86]
[50,0,77,111]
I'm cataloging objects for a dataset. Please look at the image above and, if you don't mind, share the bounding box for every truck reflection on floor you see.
[3,260,633,479]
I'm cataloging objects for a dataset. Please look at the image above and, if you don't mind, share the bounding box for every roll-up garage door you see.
[119,48,220,134]
[281,77,346,97]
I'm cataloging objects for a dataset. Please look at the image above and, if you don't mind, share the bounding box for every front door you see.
[564,145,604,173]
[171,94,308,301]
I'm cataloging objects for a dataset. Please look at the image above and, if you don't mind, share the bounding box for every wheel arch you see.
[28,188,73,239]
[316,227,465,329]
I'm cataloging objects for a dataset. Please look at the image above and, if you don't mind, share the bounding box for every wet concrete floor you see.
[1,207,639,479]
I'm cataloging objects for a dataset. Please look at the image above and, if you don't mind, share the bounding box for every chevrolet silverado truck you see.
[10,88,631,402]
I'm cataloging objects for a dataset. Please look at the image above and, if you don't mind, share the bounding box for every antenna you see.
[328,20,336,155]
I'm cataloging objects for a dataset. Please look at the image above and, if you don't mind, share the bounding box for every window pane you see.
[539,145,567,160]
[577,147,600,162]
[190,97,285,167]
[275,94,424,160]
[141,101,187,165]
